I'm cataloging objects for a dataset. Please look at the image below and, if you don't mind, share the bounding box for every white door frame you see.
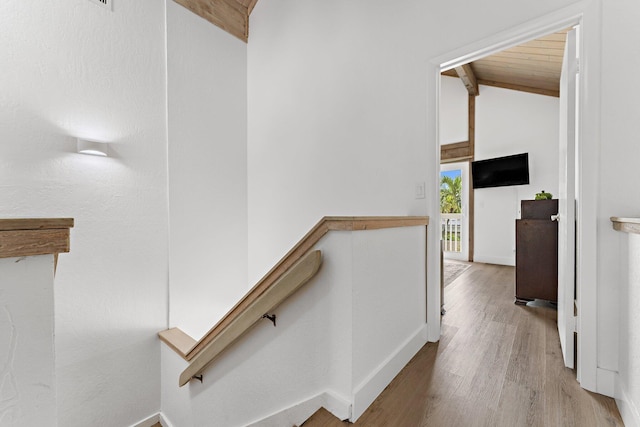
[428,1,602,394]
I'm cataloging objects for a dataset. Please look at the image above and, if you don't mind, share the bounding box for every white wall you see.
[474,85,559,266]
[0,1,168,426]
[247,1,437,286]
[616,232,640,426]
[0,255,57,426]
[597,0,640,374]
[351,227,427,419]
[440,76,469,145]
[167,1,248,341]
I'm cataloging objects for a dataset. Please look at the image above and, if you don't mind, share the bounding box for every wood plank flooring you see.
[302,262,623,427]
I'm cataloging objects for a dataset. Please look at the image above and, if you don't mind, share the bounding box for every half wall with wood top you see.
[159,216,428,426]
[610,217,640,427]
[0,218,73,426]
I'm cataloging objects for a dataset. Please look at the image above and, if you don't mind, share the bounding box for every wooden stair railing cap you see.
[0,218,74,259]
[611,217,640,235]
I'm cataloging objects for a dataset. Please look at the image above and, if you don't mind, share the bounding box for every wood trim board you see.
[0,218,74,259]
[173,0,249,42]
[159,328,198,358]
[611,217,640,235]
[441,141,472,163]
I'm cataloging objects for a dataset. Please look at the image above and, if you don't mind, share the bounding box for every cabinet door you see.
[516,220,558,302]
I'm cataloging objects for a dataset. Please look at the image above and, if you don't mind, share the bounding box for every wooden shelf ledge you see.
[611,217,640,235]
[0,218,74,259]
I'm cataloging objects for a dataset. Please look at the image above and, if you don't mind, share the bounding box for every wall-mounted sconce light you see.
[77,138,109,157]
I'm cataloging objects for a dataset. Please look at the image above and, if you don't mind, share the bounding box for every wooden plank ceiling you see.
[173,0,259,42]
[443,29,570,97]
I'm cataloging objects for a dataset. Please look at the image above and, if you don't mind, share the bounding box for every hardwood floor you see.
[303,262,623,427]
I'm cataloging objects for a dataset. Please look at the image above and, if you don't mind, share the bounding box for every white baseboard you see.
[351,324,428,421]
[616,375,640,427]
[321,392,352,421]
[473,255,515,266]
[245,391,351,427]
[130,412,176,427]
[159,413,175,427]
[130,413,160,427]
[596,367,616,398]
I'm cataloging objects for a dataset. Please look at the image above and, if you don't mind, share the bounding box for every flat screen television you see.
[471,153,530,189]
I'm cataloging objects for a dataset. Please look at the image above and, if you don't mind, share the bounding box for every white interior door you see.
[557,27,578,369]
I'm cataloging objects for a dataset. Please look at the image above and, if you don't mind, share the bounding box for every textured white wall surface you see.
[167,1,249,341]
[162,227,426,426]
[440,76,469,145]
[0,1,168,425]
[617,232,640,426]
[627,234,640,423]
[597,0,640,372]
[351,227,427,418]
[0,255,56,426]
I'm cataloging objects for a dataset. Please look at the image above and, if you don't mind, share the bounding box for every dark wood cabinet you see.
[515,199,558,304]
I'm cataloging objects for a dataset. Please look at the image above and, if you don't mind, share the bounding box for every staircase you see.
[159,216,429,426]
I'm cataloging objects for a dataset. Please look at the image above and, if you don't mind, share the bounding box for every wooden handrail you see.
[178,250,322,386]
[0,218,74,271]
[159,216,429,385]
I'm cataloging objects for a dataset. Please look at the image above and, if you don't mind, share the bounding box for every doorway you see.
[431,13,595,391]
[440,161,469,261]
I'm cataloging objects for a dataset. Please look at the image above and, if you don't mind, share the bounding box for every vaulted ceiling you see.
[174,1,568,98]
[442,29,569,98]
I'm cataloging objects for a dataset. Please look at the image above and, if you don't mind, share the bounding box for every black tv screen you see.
[472,153,530,189]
